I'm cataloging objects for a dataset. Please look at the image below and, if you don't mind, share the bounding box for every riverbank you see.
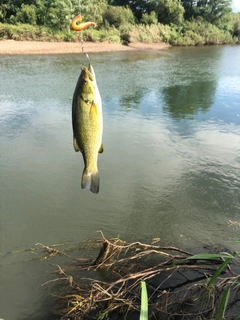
[0,40,171,54]
[40,235,240,319]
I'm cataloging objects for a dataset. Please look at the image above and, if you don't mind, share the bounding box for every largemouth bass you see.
[72,65,103,194]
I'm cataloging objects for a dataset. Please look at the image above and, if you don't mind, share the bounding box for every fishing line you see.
[77,0,90,64]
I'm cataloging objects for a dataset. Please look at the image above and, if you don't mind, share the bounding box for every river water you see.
[0,45,240,319]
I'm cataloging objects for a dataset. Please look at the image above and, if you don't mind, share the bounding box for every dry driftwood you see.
[36,232,240,320]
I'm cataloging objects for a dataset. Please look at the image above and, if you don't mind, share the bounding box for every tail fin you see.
[81,169,100,194]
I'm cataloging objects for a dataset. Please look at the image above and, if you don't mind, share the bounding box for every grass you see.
[184,252,240,319]
[138,252,240,320]
[140,281,148,320]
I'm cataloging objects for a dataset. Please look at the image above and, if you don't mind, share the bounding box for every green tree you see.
[108,0,149,20]
[45,0,73,31]
[140,11,158,25]
[34,0,48,25]
[15,4,37,24]
[109,0,184,23]
[148,0,185,25]
[182,0,232,25]
[79,0,108,25]
[229,12,240,37]
[0,2,17,22]
[197,0,232,24]
[103,5,135,28]
[181,0,198,19]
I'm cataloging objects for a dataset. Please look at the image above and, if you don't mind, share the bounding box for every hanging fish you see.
[71,14,97,31]
[72,64,103,194]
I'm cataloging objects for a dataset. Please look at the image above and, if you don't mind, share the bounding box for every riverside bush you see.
[127,24,163,43]
[83,27,121,43]
[140,11,158,25]
[172,30,204,46]
[182,18,236,44]
[0,17,238,45]
[168,18,237,45]
[0,23,39,40]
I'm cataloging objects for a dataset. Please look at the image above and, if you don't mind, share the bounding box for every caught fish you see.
[72,64,103,194]
[71,14,97,31]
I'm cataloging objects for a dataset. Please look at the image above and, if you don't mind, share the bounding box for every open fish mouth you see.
[80,65,95,82]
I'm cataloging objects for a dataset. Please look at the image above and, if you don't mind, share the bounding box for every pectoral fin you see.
[98,143,104,154]
[73,138,80,152]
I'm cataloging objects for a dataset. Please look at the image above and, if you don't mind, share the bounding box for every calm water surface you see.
[0,45,240,319]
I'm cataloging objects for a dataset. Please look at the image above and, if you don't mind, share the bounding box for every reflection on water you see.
[161,80,216,119]
[0,46,240,319]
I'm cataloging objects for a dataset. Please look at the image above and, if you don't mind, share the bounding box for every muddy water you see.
[0,46,240,319]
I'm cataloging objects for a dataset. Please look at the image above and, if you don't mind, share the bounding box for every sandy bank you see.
[0,40,170,54]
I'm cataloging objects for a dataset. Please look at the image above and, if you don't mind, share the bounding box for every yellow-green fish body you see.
[72,65,103,194]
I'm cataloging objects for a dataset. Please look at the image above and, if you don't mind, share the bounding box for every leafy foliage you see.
[45,0,73,31]
[79,0,107,25]
[170,16,236,45]
[13,4,37,24]
[148,0,185,25]
[182,0,232,25]
[108,0,149,19]
[103,5,135,28]
[140,11,158,25]
[231,12,240,37]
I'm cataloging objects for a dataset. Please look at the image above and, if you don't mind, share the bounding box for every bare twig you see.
[37,233,239,319]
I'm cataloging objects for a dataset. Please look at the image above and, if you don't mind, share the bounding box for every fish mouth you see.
[87,65,95,80]
[80,65,94,82]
